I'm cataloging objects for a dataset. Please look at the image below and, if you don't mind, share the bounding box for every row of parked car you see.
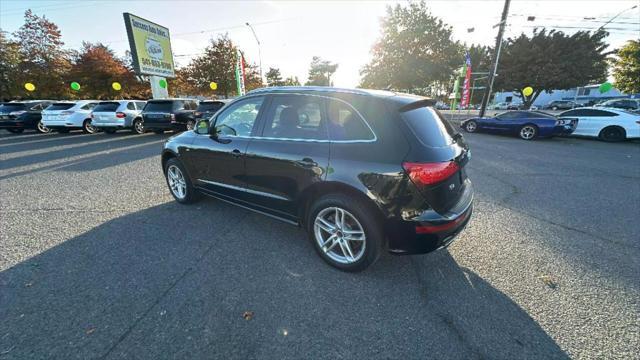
[490,98,640,111]
[0,98,229,135]
[460,107,640,142]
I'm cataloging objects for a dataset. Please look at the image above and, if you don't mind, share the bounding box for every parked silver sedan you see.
[91,100,147,134]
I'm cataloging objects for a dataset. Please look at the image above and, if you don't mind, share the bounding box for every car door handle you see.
[231,149,242,157]
[295,158,317,167]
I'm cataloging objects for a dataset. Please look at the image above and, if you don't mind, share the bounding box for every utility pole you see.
[479,0,511,118]
[245,22,264,86]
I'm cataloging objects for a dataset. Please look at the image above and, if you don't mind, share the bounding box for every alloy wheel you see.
[167,165,187,199]
[37,121,51,133]
[520,126,536,140]
[314,207,366,264]
[134,120,144,134]
[465,121,477,132]
[85,121,98,134]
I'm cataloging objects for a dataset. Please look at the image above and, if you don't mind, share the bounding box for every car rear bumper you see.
[93,121,129,129]
[144,122,184,131]
[385,181,474,255]
[0,120,26,129]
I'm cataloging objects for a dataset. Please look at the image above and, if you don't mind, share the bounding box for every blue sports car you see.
[460,111,577,140]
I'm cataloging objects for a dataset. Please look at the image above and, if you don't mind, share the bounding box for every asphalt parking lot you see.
[1,130,638,359]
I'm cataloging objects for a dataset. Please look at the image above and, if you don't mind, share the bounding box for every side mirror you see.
[195,119,210,135]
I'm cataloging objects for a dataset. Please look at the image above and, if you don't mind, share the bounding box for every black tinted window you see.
[401,106,454,147]
[197,102,225,113]
[263,95,327,140]
[136,102,146,109]
[47,103,75,111]
[1,104,26,111]
[81,103,97,110]
[93,102,120,112]
[144,101,173,112]
[326,99,374,141]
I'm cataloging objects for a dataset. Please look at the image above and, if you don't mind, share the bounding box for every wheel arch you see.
[161,150,178,172]
[598,125,626,138]
[297,181,384,228]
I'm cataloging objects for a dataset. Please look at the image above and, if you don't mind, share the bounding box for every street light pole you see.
[245,22,264,85]
[479,0,511,118]
[596,4,638,32]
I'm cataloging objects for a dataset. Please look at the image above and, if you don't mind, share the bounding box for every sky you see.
[1,0,638,87]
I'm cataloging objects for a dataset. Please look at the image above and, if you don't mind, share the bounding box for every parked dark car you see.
[141,99,198,133]
[461,110,576,140]
[595,99,639,111]
[161,87,473,271]
[193,100,230,121]
[0,101,52,133]
[543,100,577,110]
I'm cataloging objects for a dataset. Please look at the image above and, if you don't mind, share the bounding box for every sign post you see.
[123,13,175,99]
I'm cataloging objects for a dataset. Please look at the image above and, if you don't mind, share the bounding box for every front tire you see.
[36,120,51,134]
[132,119,145,134]
[164,158,201,204]
[519,125,537,140]
[599,126,625,142]
[82,119,98,134]
[307,194,383,272]
[464,120,478,133]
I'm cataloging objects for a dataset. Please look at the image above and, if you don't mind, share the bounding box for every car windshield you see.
[46,103,75,111]
[93,102,120,112]
[144,101,173,112]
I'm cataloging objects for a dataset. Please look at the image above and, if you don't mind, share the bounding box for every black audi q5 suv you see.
[161,87,473,271]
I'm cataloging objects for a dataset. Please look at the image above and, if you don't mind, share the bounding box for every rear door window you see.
[197,102,225,113]
[401,105,455,147]
[126,102,136,110]
[93,102,120,112]
[80,103,98,110]
[136,102,146,110]
[262,95,327,140]
[144,101,173,112]
[326,98,374,141]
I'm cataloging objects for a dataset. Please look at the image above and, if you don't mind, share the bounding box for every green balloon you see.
[598,82,612,94]
[159,79,167,89]
[70,82,81,91]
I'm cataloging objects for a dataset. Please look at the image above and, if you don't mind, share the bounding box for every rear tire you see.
[519,125,537,140]
[464,120,478,133]
[164,158,201,204]
[599,126,625,142]
[307,193,383,272]
[7,128,24,134]
[82,119,98,134]
[132,119,144,134]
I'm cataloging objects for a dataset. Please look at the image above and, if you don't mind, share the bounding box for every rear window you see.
[401,106,456,148]
[47,103,75,111]
[144,101,173,112]
[197,102,225,112]
[93,102,120,112]
[1,103,26,111]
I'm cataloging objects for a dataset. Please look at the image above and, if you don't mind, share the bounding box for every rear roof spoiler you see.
[398,99,437,113]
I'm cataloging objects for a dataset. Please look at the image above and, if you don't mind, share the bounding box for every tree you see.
[359,1,463,95]
[305,56,338,86]
[494,29,610,108]
[265,67,284,86]
[283,76,301,86]
[13,10,71,99]
[186,34,261,97]
[611,39,640,94]
[0,30,22,100]
[68,42,142,99]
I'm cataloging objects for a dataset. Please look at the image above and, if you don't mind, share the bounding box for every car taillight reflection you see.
[116,112,126,118]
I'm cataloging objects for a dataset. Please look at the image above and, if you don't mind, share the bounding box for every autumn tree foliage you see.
[611,39,640,95]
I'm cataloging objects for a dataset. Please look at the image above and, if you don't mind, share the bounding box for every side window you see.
[190,101,198,110]
[262,95,327,140]
[30,104,43,111]
[560,110,578,117]
[214,96,264,137]
[326,98,374,141]
[174,101,184,110]
[496,112,516,120]
[593,110,618,117]
[126,102,136,110]
[136,102,146,110]
[81,103,97,110]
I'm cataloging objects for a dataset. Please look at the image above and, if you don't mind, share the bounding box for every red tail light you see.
[402,161,459,186]
[116,112,126,118]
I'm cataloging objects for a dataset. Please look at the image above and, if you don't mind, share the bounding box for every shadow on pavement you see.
[0,200,567,359]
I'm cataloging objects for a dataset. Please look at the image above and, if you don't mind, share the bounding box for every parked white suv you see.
[91,100,147,134]
[42,100,100,133]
